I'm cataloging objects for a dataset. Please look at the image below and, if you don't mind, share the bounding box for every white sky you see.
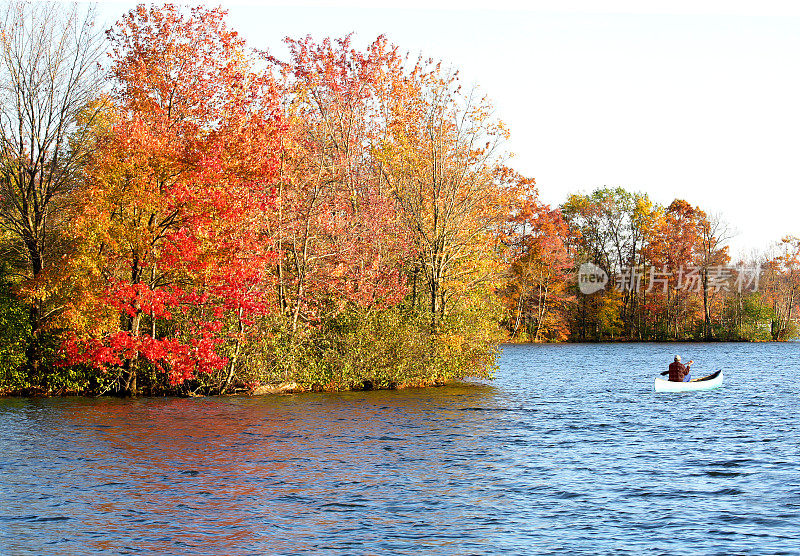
[95,1,800,256]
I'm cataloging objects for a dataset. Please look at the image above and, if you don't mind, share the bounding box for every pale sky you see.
[95,1,800,256]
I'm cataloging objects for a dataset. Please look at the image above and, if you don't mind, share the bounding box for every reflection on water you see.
[2,342,800,554]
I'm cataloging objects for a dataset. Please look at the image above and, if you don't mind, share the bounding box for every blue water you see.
[1,343,799,555]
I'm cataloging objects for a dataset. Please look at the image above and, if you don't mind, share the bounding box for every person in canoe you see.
[667,355,693,382]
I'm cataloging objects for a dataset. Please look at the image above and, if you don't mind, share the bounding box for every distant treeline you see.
[501,187,799,344]
[1,3,797,396]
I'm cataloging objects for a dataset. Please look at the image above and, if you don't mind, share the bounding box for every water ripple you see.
[1,342,799,554]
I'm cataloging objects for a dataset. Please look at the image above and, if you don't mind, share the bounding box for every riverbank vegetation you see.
[1,3,798,396]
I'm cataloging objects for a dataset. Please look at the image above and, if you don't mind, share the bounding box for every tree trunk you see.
[430,278,439,330]
[702,268,712,339]
[120,256,143,396]
[221,307,244,395]
[512,289,524,338]
[411,264,418,311]
[23,238,44,381]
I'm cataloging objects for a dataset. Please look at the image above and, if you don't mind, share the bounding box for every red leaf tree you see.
[63,5,281,393]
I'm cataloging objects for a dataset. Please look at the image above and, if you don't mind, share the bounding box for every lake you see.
[1,342,799,555]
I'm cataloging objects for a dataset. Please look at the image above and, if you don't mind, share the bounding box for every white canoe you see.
[654,370,723,393]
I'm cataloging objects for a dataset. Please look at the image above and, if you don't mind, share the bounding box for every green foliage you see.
[0,258,103,394]
[715,293,775,341]
[0,265,30,392]
[220,292,502,393]
[40,360,101,395]
[734,294,771,341]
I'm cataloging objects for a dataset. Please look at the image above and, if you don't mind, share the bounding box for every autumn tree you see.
[695,212,731,338]
[643,199,705,338]
[0,1,103,370]
[503,181,573,341]
[378,63,514,331]
[64,5,281,394]
[761,236,800,340]
[271,35,410,335]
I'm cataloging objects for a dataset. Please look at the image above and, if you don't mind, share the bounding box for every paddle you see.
[660,360,693,376]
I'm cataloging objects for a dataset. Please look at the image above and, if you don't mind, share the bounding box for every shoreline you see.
[4,339,796,399]
[0,378,464,399]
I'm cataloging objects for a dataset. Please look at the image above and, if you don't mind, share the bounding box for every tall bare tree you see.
[697,212,731,339]
[0,1,103,336]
